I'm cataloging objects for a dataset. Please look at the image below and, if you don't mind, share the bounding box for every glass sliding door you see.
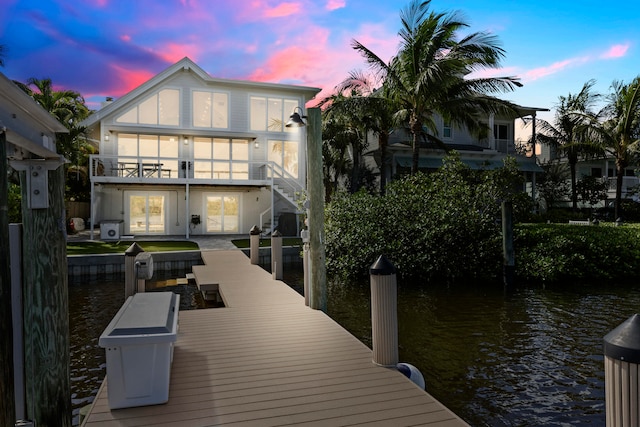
[127,193,165,234]
[205,194,239,233]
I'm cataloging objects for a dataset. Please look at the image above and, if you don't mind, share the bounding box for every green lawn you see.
[231,237,302,248]
[67,240,200,255]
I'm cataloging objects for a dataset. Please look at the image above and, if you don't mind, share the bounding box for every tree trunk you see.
[379,132,389,195]
[615,164,624,220]
[570,161,578,211]
[0,129,16,427]
[21,165,71,426]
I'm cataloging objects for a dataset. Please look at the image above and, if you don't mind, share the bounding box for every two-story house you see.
[367,106,548,194]
[81,57,320,239]
[537,144,640,206]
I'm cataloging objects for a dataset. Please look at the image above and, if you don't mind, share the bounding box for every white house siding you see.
[82,57,320,238]
[94,185,273,235]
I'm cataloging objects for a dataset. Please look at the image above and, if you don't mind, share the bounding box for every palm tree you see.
[21,78,93,200]
[577,77,640,220]
[318,70,398,195]
[352,0,522,174]
[534,80,600,210]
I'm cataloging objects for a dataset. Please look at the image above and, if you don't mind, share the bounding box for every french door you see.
[127,192,166,234]
[204,194,240,233]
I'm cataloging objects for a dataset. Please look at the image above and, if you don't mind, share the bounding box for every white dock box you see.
[99,292,180,409]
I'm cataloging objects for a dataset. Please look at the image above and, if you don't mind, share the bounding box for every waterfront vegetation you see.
[325,153,640,285]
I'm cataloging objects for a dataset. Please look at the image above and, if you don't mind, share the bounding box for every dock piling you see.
[249,225,260,265]
[603,313,640,426]
[370,255,398,367]
[271,230,283,280]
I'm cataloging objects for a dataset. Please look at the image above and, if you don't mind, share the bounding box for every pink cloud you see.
[154,42,202,63]
[120,34,131,42]
[326,0,346,11]
[264,2,302,18]
[108,64,155,95]
[523,56,589,81]
[600,43,630,59]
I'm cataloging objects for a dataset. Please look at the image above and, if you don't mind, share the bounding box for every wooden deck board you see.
[82,250,468,426]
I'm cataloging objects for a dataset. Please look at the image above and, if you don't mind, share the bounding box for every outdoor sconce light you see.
[254,140,260,149]
[183,136,189,145]
[285,107,307,128]
[104,133,110,141]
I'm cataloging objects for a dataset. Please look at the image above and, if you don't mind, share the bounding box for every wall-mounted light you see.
[285,107,307,128]
[104,133,110,141]
[183,137,189,145]
[254,140,260,149]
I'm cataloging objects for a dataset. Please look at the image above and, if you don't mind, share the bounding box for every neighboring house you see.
[538,145,640,206]
[81,57,320,238]
[367,106,548,194]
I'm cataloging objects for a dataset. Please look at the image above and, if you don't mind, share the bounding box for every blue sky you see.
[2,0,640,125]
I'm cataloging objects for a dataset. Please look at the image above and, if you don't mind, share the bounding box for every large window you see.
[204,194,240,233]
[193,90,229,128]
[250,96,299,132]
[193,138,249,179]
[268,140,298,178]
[116,134,179,177]
[116,89,180,126]
[127,193,165,234]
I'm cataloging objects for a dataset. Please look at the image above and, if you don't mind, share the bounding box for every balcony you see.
[91,155,281,184]
[607,176,640,199]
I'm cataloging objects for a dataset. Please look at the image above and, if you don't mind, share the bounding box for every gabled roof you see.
[81,57,321,127]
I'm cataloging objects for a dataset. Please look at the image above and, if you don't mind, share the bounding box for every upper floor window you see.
[116,89,180,126]
[193,91,229,128]
[494,124,509,140]
[443,121,452,139]
[250,96,299,132]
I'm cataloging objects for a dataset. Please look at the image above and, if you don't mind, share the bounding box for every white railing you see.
[607,176,640,197]
[90,154,275,182]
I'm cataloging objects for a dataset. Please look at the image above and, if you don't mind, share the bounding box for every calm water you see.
[69,271,640,426]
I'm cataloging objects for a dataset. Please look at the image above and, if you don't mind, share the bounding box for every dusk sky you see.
[2,0,640,126]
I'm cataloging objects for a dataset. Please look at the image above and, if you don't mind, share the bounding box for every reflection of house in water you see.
[81,57,320,238]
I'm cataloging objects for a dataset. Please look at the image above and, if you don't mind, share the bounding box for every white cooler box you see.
[99,292,180,409]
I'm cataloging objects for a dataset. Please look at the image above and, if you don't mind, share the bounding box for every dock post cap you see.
[250,225,261,235]
[125,242,145,256]
[369,255,396,276]
[604,313,640,363]
[272,230,282,237]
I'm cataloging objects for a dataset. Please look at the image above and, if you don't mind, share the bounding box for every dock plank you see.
[82,250,468,426]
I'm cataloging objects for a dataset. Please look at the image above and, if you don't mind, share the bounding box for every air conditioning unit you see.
[100,220,124,240]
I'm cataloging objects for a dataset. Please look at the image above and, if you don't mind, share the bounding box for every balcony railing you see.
[607,176,640,197]
[90,154,282,183]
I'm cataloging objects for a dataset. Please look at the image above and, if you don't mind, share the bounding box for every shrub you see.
[325,153,528,284]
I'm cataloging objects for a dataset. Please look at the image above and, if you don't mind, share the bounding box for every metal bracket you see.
[9,158,65,209]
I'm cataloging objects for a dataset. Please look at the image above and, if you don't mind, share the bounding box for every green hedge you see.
[325,154,640,285]
[514,223,640,282]
[325,154,530,283]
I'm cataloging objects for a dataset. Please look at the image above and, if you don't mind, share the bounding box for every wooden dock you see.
[82,250,468,426]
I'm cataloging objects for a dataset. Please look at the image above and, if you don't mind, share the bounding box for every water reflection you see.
[69,271,639,426]
[328,281,640,426]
